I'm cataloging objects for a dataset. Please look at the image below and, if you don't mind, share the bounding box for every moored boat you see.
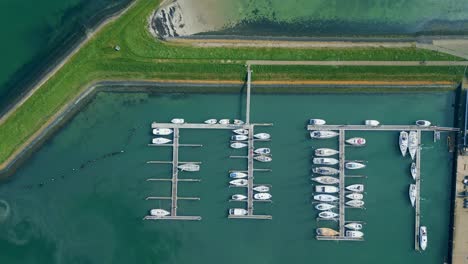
[346,184,364,192]
[253,185,270,192]
[416,120,431,127]
[315,148,339,157]
[346,193,364,200]
[178,163,200,172]
[254,155,272,162]
[346,230,364,238]
[419,226,428,250]
[230,179,248,187]
[314,194,339,202]
[152,128,173,135]
[152,137,172,144]
[254,133,271,140]
[229,172,247,179]
[219,119,230,124]
[365,120,380,126]
[232,194,247,201]
[233,119,244,125]
[315,203,336,211]
[171,118,184,124]
[230,142,248,149]
[229,208,247,215]
[346,137,366,146]
[312,167,339,175]
[313,157,339,165]
[204,119,217,124]
[232,135,248,141]
[319,211,338,219]
[254,193,272,200]
[316,228,339,236]
[315,185,339,193]
[346,199,365,208]
[409,184,417,207]
[309,119,326,125]
[345,162,366,170]
[411,162,417,180]
[311,176,339,185]
[150,209,170,217]
[408,130,418,160]
[310,130,339,139]
[233,129,249,135]
[399,131,409,157]
[345,222,363,230]
[254,148,271,154]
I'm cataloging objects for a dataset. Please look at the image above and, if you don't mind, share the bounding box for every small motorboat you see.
[314,194,339,202]
[234,119,244,125]
[365,120,380,126]
[311,176,339,185]
[219,119,230,124]
[150,209,170,217]
[312,167,339,175]
[346,230,364,238]
[232,194,247,201]
[152,128,173,135]
[346,200,365,208]
[204,119,217,124]
[346,193,363,200]
[178,163,200,172]
[254,193,272,200]
[313,158,339,165]
[345,162,366,170]
[315,203,336,211]
[171,118,184,124]
[416,120,431,127]
[319,211,338,219]
[315,185,339,193]
[232,135,248,141]
[399,131,409,157]
[229,172,247,179]
[409,184,417,207]
[310,130,339,139]
[254,133,270,140]
[346,137,366,146]
[152,137,172,144]
[346,184,364,193]
[408,130,418,160]
[315,148,339,157]
[231,142,248,149]
[419,226,428,250]
[411,162,417,180]
[253,185,270,192]
[254,155,272,162]
[254,148,271,154]
[309,119,326,125]
[345,223,363,230]
[316,228,339,236]
[233,129,249,135]
[230,179,248,187]
[229,208,247,216]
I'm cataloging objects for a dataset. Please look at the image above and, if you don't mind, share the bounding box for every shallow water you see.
[0,90,455,263]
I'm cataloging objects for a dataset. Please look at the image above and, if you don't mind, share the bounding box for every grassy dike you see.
[0,0,465,167]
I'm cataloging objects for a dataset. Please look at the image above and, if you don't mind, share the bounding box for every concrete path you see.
[247,60,468,66]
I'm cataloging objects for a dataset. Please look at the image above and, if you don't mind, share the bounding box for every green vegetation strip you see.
[0,0,465,165]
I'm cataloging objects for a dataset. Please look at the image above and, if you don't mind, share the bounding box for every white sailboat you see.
[399,131,409,157]
[416,120,431,127]
[254,193,272,200]
[311,176,339,185]
[309,119,326,125]
[346,230,364,238]
[229,208,247,215]
[365,120,380,126]
[150,209,170,217]
[232,135,248,141]
[411,162,417,180]
[152,137,172,144]
[315,185,339,193]
[312,167,339,175]
[229,172,247,179]
[310,130,339,139]
[253,185,270,192]
[346,137,366,146]
[152,128,173,135]
[409,184,417,207]
[314,194,339,202]
[254,148,271,154]
[313,158,339,165]
[230,142,247,149]
[346,200,365,208]
[254,133,270,140]
[219,119,230,124]
[345,162,366,170]
[204,119,217,124]
[230,179,248,187]
[315,148,339,157]
[319,211,338,219]
[233,129,249,135]
[233,119,244,125]
[346,184,364,193]
[254,155,272,162]
[231,194,247,201]
[345,223,363,230]
[315,203,336,211]
[346,193,364,200]
[178,163,200,172]
[316,228,339,236]
[408,130,418,160]
[419,226,428,250]
[171,118,184,124]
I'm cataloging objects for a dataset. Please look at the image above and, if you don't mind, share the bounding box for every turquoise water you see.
[0,90,455,263]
